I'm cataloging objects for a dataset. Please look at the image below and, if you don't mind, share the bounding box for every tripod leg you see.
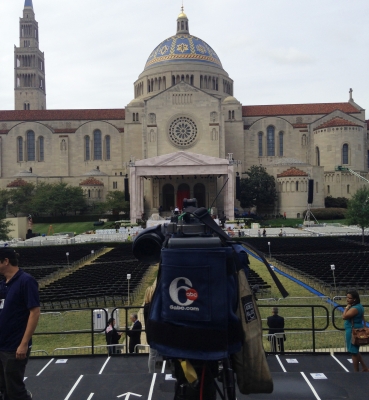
[221,358,236,400]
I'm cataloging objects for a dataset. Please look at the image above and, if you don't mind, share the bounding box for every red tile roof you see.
[314,117,362,131]
[242,103,360,117]
[277,167,308,178]
[0,109,125,121]
[79,177,104,186]
[6,178,29,187]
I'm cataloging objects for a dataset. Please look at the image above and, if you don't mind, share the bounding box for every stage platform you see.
[24,353,369,399]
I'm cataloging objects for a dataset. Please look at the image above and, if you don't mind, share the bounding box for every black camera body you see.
[132,198,220,263]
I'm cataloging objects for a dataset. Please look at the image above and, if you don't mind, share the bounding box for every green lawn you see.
[32,221,115,235]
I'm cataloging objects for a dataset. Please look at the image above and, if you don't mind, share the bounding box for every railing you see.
[32,304,368,357]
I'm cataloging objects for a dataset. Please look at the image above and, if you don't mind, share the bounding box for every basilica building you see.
[0,1,368,222]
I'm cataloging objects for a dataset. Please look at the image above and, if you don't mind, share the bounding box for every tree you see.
[0,219,12,241]
[32,182,87,216]
[239,165,277,212]
[100,191,130,216]
[346,186,369,244]
[7,183,35,217]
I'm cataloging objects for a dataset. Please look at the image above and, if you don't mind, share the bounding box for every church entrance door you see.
[163,184,174,211]
[194,183,206,208]
[176,183,190,210]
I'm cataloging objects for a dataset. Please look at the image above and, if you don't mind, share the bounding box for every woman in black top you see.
[105,317,121,355]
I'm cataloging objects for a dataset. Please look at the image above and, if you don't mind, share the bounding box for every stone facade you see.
[0,2,368,222]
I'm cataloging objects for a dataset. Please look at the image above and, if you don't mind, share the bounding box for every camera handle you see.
[184,207,289,298]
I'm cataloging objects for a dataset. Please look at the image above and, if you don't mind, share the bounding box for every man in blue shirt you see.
[0,248,40,400]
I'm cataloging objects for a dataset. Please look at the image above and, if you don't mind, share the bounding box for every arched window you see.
[105,135,111,160]
[38,136,44,161]
[228,110,231,120]
[27,131,35,161]
[327,185,330,194]
[342,144,349,165]
[315,147,320,166]
[302,134,307,146]
[267,126,275,156]
[85,136,90,161]
[258,132,263,157]
[279,132,284,156]
[296,181,299,191]
[17,137,23,162]
[93,130,102,160]
[231,110,235,119]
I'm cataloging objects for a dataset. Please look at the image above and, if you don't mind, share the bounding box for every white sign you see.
[286,359,298,363]
[55,359,68,364]
[310,373,327,379]
[165,374,177,381]
[347,359,353,363]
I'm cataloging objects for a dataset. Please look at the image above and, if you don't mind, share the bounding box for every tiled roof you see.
[6,178,29,187]
[314,117,362,131]
[0,109,125,122]
[277,167,308,178]
[79,177,104,186]
[242,103,360,117]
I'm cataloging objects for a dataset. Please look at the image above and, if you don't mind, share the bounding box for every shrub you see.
[325,196,348,209]
[303,208,347,220]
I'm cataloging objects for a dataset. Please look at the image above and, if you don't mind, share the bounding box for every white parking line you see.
[147,373,157,400]
[300,372,321,400]
[64,375,83,400]
[331,354,349,372]
[87,394,94,400]
[161,361,166,374]
[36,358,55,376]
[275,355,287,372]
[98,357,111,375]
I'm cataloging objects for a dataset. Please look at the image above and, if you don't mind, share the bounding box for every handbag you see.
[351,314,369,346]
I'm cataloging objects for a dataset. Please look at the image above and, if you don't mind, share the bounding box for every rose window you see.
[169,117,197,147]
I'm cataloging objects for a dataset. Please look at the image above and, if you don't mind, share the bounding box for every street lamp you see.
[127,274,131,306]
[66,252,69,267]
[331,264,337,296]
[91,250,94,256]
[268,242,271,260]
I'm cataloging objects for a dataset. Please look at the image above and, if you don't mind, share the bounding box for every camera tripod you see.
[172,357,236,400]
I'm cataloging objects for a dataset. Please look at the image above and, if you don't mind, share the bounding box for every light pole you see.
[66,252,69,267]
[268,242,271,260]
[127,274,131,306]
[331,264,337,296]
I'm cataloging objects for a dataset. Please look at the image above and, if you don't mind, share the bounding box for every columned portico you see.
[129,151,235,223]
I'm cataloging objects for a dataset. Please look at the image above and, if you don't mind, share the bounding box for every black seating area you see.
[15,243,105,268]
[39,243,150,309]
[238,237,369,293]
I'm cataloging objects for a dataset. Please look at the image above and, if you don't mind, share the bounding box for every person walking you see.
[342,289,369,372]
[105,317,122,355]
[144,280,160,373]
[267,307,285,353]
[0,248,40,400]
[127,313,142,353]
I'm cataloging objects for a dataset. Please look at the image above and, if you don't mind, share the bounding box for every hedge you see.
[303,208,347,220]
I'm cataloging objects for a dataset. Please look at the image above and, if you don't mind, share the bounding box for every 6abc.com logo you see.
[169,277,200,311]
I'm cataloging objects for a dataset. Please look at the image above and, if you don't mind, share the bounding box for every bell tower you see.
[14,0,46,110]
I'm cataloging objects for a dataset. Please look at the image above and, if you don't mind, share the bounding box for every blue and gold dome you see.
[144,9,223,70]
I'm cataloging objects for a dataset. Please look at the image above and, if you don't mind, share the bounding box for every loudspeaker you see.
[308,179,314,204]
[236,175,241,200]
[124,178,130,201]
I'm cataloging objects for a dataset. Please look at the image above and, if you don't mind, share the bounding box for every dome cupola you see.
[177,6,189,34]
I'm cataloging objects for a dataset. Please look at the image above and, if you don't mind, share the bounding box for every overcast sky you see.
[0,0,368,112]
